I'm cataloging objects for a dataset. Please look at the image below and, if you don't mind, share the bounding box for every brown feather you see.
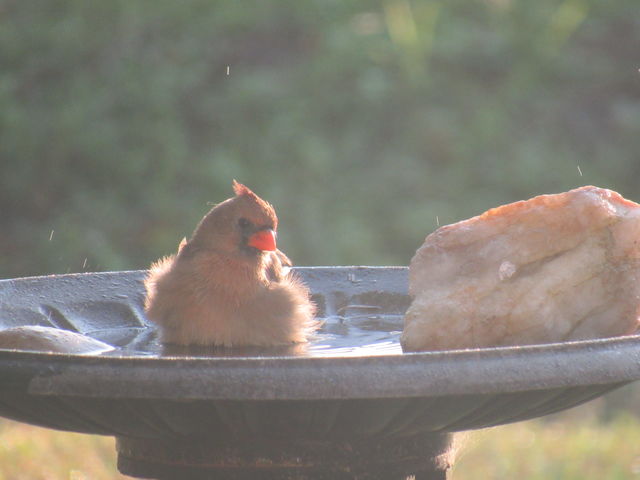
[144,183,317,347]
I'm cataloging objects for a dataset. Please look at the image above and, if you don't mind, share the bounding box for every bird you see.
[144,181,317,347]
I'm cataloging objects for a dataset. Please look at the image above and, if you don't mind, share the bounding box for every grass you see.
[0,421,126,480]
[453,384,640,479]
[0,389,638,480]
[454,414,640,479]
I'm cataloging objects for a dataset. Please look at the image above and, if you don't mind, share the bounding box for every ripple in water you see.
[99,311,405,358]
[308,314,403,357]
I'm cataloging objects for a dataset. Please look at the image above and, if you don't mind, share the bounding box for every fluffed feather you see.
[144,182,317,347]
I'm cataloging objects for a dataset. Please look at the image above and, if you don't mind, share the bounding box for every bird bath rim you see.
[0,334,637,401]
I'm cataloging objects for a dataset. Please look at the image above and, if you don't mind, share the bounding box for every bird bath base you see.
[116,432,453,479]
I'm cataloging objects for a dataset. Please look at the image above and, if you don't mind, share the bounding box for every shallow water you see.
[96,310,405,359]
[0,268,410,358]
[308,314,403,357]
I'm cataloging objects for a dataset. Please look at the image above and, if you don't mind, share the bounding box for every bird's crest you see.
[232,180,258,199]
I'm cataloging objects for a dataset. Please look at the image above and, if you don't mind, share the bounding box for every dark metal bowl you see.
[0,267,639,479]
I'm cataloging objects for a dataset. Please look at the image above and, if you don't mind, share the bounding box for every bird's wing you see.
[265,249,292,282]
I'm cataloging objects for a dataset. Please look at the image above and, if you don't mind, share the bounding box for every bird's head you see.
[186,181,279,259]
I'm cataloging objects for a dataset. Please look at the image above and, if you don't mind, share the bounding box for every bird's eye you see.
[238,218,251,229]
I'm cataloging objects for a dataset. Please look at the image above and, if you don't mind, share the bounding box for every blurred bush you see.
[1,0,640,277]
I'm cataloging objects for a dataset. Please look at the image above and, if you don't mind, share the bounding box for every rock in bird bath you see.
[402,186,640,352]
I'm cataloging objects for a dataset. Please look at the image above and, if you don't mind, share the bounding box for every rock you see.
[0,326,114,354]
[401,186,640,352]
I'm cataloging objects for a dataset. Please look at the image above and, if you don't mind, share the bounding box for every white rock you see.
[0,326,113,354]
[401,186,640,351]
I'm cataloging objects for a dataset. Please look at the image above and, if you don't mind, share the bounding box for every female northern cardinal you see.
[144,181,317,347]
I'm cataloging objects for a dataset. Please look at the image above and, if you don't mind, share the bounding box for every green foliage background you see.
[2,0,640,277]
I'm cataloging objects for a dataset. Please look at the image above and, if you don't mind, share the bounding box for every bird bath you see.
[1,267,639,479]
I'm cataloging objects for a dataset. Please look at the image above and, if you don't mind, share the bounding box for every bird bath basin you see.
[1,267,640,479]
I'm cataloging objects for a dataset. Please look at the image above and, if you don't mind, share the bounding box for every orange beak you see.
[247,229,277,251]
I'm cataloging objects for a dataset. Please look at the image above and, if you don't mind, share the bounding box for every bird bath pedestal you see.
[0,268,639,479]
